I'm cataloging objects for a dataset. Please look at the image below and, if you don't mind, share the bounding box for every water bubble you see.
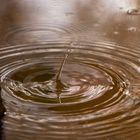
[127,8,140,15]
[128,27,137,32]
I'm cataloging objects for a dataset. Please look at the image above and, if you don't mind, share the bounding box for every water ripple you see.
[3,25,72,45]
[0,41,140,139]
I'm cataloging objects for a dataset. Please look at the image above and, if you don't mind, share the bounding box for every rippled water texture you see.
[1,0,140,139]
[0,41,140,140]
[3,25,72,45]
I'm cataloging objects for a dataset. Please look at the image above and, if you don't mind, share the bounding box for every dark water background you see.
[0,0,140,139]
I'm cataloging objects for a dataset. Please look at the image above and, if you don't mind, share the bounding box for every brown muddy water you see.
[0,0,140,140]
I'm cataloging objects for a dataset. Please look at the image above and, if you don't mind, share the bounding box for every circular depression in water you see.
[1,42,140,139]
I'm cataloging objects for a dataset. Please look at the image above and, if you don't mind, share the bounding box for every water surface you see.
[0,0,140,140]
[0,41,140,140]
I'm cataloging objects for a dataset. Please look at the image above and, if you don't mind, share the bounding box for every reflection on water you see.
[0,0,140,140]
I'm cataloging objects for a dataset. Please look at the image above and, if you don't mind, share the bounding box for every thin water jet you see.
[51,43,72,103]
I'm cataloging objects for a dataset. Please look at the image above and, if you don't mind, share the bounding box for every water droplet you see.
[65,12,74,15]
[128,27,137,32]
[93,23,99,27]
[127,8,140,15]
[113,31,119,35]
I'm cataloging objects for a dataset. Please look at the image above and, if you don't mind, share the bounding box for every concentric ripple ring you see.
[0,41,140,139]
